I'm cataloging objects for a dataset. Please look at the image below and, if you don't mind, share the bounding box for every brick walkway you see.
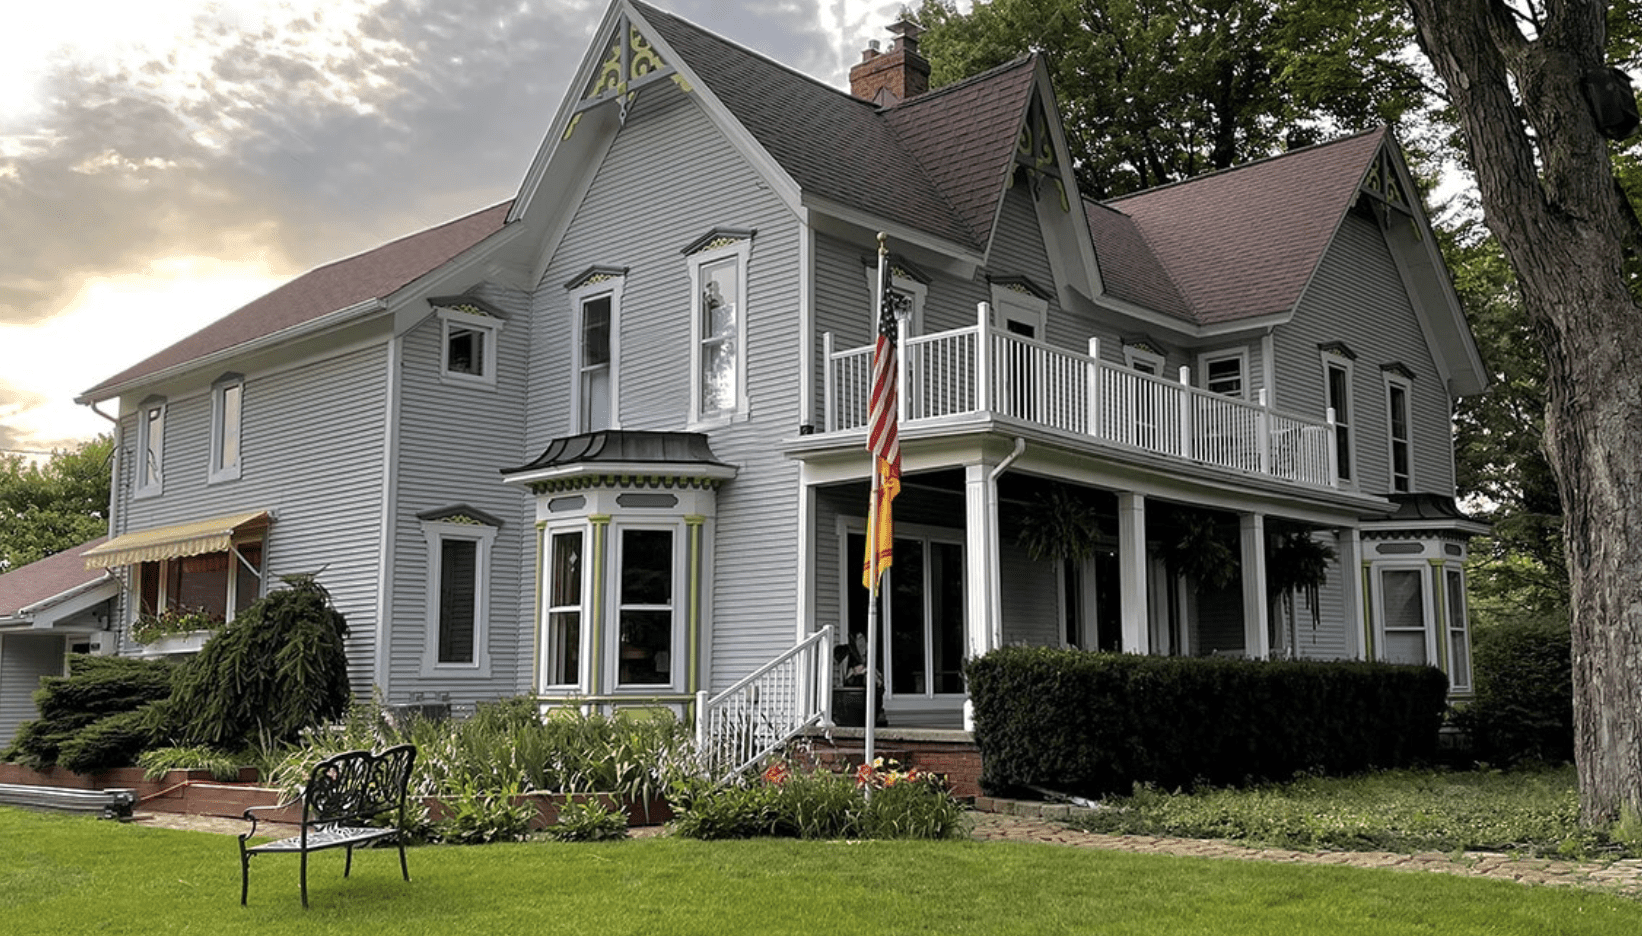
[133,807,1642,899]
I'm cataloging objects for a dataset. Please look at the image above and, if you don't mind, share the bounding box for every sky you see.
[0,0,953,457]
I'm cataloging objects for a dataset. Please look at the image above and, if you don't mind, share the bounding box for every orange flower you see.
[762,763,790,785]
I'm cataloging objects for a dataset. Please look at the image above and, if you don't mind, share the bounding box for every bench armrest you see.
[240,793,303,841]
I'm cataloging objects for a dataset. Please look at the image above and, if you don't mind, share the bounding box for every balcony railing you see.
[824,306,1339,489]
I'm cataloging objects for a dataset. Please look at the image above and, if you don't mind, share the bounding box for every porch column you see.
[1337,527,1364,660]
[1240,513,1270,659]
[1117,492,1149,654]
[964,462,999,660]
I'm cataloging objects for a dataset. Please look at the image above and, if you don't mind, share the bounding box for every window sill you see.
[438,371,498,391]
[419,660,492,679]
[207,467,242,485]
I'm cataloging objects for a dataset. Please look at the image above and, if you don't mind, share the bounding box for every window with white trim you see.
[135,398,165,497]
[209,374,244,483]
[438,305,500,387]
[419,514,497,674]
[1377,567,1430,666]
[864,263,926,337]
[1321,349,1355,483]
[1385,373,1413,493]
[543,528,588,690]
[138,540,263,623]
[1199,349,1247,398]
[614,526,679,688]
[1445,567,1471,690]
[1124,343,1165,375]
[569,275,622,433]
[843,520,967,701]
[686,235,751,425]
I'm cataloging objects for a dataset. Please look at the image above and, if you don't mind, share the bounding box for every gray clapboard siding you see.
[386,284,533,711]
[1273,211,1454,496]
[112,343,391,693]
[529,83,806,694]
[0,634,64,744]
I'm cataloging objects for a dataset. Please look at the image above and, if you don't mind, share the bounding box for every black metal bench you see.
[238,744,417,907]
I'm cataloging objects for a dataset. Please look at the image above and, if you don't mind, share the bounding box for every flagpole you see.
[861,231,895,784]
[864,463,880,767]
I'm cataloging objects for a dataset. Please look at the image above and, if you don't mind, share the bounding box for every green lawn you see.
[4,807,1641,934]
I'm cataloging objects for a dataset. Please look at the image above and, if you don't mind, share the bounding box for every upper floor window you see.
[434,299,503,389]
[867,259,930,337]
[684,230,753,425]
[1123,341,1166,375]
[1199,349,1247,398]
[418,506,501,676]
[135,397,166,497]
[209,374,244,483]
[566,268,626,433]
[1384,366,1414,493]
[989,279,1048,341]
[1320,344,1356,484]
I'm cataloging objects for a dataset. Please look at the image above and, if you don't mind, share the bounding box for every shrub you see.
[55,708,163,774]
[966,647,1450,798]
[159,574,351,749]
[542,796,631,842]
[1453,612,1573,767]
[137,744,248,782]
[2,655,175,770]
[436,780,537,844]
[667,759,969,841]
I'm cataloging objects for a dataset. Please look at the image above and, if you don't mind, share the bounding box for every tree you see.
[917,0,1429,198]
[0,435,113,572]
[1405,0,1642,825]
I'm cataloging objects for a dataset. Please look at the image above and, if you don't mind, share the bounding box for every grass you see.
[1069,765,1621,858]
[5,806,1642,934]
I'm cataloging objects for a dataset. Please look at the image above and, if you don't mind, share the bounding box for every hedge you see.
[966,647,1449,797]
[1453,613,1573,768]
[1,655,175,770]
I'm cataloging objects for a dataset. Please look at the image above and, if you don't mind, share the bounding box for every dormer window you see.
[433,297,504,388]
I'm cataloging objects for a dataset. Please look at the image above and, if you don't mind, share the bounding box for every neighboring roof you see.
[79,202,513,401]
[0,538,111,620]
[1104,128,1388,326]
[1362,492,1490,536]
[81,510,270,569]
[634,0,1020,252]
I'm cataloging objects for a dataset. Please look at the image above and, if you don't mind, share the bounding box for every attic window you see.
[433,298,504,389]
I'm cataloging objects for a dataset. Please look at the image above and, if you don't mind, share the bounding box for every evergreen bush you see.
[1453,612,1573,767]
[965,647,1449,798]
[1,655,175,770]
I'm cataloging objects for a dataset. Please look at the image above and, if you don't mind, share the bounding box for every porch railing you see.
[824,305,1338,489]
[695,626,832,779]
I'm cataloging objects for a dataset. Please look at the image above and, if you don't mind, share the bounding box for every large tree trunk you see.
[1406,0,1642,825]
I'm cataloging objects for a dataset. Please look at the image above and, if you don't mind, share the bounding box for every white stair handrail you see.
[695,625,832,779]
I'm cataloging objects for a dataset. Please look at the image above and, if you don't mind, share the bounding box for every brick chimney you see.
[849,16,930,106]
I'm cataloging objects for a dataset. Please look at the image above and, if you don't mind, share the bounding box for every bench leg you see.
[300,851,309,909]
[239,842,251,906]
[398,841,409,882]
[344,844,353,879]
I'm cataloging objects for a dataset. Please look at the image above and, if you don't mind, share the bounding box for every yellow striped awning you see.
[82,510,271,569]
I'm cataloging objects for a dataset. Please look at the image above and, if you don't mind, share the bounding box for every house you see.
[0,538,117,742]
[53,0,1483,755]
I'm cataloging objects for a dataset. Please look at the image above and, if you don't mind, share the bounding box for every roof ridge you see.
[881,54,1037,111]
[301,200,513,277]
[1107,126,1387,205]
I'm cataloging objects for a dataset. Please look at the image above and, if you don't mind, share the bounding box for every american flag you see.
[863,239,900,589]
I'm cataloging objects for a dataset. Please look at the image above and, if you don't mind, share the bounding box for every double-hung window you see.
[1320,346,1356,484]
[419,508,499,675]
[1385,369,1413,492]
[684,231,752,425]
[543,528,588,690]
[566,269,625,433]
[135,398,166,497]
[1199,349,1247,398]
[1377,567,1431,665]
[209,374,244,483]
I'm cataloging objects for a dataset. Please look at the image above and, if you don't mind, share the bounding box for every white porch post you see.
[1240,512,1270,659]
[963,461,998,730]
[1337,527,1365,659]
[1117,491,1149,654]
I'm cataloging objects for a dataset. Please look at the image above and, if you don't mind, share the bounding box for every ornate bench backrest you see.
[302,744,417,828]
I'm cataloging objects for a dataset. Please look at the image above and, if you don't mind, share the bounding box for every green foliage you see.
[1156,507,1238,590]
[667,761,969,841]
[966,646,1449,797]
[159,574,351,748]
[0,435,112,573]
[136,744,247,782]
[1015,486,1105,562]
[55,709,158,774]
[437,780,537,845]
[1265,522,1335,628]
[1453,613,1574,768]
[917,0,1428,199]
[1071,766,1624,858]
[129,607,222,645]
[1,655,175,769]
[543,796,631,843]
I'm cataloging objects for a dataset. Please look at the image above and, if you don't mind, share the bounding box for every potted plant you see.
[130,607,223,652]
[831,631,885,728]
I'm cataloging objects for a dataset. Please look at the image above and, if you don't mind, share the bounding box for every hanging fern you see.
[1265,525,1336,629]
[1015,486,1106,562]
[1158,508,1238,590]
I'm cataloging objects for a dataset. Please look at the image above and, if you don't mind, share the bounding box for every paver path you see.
[132,809,1642,899]
[967,811,1642,899]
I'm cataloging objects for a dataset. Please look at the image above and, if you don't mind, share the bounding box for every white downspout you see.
[986,437,1027,650]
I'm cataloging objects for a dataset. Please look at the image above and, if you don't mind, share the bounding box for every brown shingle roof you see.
[1105,128,1386,325]
[0,538,110,620]
[1083,200,1193,322]
[80,202,512,400]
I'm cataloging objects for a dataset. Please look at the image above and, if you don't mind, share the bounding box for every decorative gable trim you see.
[415,504,506,529]
[1122,335,1168,357]
[680,227,756,257]
[576,10,676,125]
[1318,340,1358,361]
[1012,92,1070,213]
[1360,146,1412,213]
[987,274,1051,301]
[564,266,631,291]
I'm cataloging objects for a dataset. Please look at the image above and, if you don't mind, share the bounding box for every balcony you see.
[823,313,1340,490]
